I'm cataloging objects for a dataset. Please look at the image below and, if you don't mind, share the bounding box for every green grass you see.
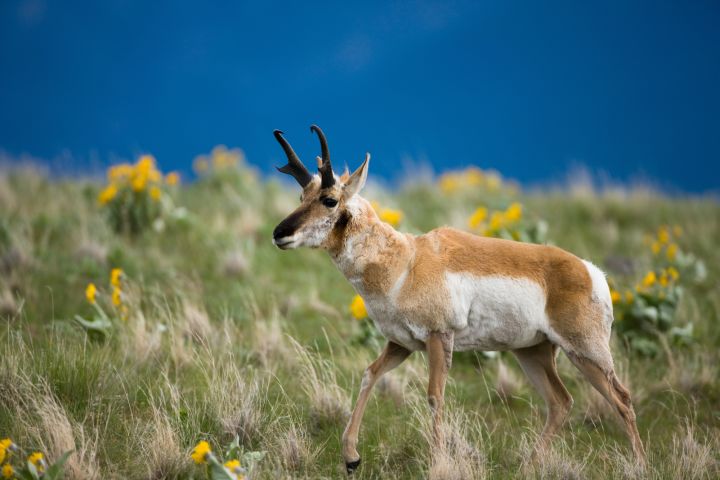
[1,164,719,479]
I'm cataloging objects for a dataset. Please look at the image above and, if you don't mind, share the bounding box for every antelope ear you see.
[343,153,370,199]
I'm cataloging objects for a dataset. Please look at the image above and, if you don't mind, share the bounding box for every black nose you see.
[273,208,304,240]
[273,222,294,240]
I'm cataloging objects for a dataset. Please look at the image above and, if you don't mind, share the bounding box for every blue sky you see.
[1,0,718,191]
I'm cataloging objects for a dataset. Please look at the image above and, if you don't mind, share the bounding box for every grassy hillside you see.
[0,156,718,479]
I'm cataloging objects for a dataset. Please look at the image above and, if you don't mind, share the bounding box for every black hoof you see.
[346,458,361,474]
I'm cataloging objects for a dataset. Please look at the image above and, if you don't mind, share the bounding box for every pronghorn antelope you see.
[271,125,646,473]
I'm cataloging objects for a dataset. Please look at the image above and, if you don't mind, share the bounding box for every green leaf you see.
[669,323,694,346]
[630,337,660,357]
[207,455,236,480]
[657,304,675,331]
[44,450,73,480]
[242,450,266,469]
[224,435,241,460]
[25,461,40,480]
[74,314,112,334]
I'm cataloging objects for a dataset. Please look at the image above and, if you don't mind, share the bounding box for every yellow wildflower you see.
[149,185,162,201]
[132,175,147,192]
[485,172,502,191]
[107,163,134,182]
[194,157,209,173]
[2,463,13,479]
[85,283,97,305]
[667,266,679,281]
[467,207,488,230]
[641,271,657,288]
[659,271,669,287]
[98,184,118,205]
[657,226,670,244]
[212,146,240,169]
[136,155,155,175]
[504,202,522,222]
[166,171,180,186]
[379,208,403,227]
[349,294,367,320]
[666,243,678,261]
[465,167,484,186]
[488,211,505,232]
[190,440,211,464]
[111,287,122,307]
[610,289,621,304]
[148,169,162,183]
[650,241,661,255]
[673,225,683,237]
[28,452,44,471]
[110,268,123,288]
[439,174,460,194]
[224,459,242,475]
[0,439,12,464]
[625,290,634,303]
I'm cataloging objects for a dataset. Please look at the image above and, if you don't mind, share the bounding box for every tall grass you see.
[0,163,718,478]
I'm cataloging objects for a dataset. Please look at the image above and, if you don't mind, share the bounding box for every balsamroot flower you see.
[111,287,122,307]
[190,440,212,464]
[110,268,123,288]
[467,206,487,230]
[224,459,244,478]
[165,171,180,185]
[28,451,45,471]
[378,207,403,227]
[641,271,657,288]
[2,463,13,479]
[0,438,14,464]
[85,283,97,304]
[150,185,162,201]
[504,202,523,222]
[98,184,118,205]
[349,294,367,320]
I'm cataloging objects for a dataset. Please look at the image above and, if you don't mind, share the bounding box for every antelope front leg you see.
[342,341,412,473]
[426,330,454,449]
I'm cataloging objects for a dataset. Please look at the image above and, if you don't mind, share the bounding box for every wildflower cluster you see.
[193,146,244,176]
[610,225,705,356]
[76,267,129,339]
[190,437,264,480]
[467,202,548,243]
[0,438,71,480]
[98,155,180,234]
[438,167,506,195]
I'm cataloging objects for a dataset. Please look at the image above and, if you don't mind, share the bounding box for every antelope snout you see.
[272,223,296,249]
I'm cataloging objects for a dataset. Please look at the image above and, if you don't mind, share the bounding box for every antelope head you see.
[272,125,370,250]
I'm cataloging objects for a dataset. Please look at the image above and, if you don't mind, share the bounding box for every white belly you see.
[446,273,549,351]
[361,273,550,352]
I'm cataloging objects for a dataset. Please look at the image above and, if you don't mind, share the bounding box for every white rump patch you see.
[582,259,614,331]
[445,272,551,351]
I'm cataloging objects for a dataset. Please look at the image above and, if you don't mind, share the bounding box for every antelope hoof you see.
[346,458,361,474]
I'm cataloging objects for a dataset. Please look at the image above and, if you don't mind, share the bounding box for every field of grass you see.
[0,158,719,479]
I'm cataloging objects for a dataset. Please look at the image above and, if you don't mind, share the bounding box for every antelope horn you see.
[274,130,312,187]
[310,124,335,189]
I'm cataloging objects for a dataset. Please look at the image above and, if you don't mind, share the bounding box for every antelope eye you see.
[322,197,338,208]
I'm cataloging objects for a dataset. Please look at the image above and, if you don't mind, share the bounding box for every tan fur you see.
[327,199,597,339]
[274,161,645,469]
[341,342,411,464]
[512,341,574,455]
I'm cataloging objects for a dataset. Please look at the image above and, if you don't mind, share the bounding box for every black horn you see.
[311,125,335,189]
[274,130,312,187]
